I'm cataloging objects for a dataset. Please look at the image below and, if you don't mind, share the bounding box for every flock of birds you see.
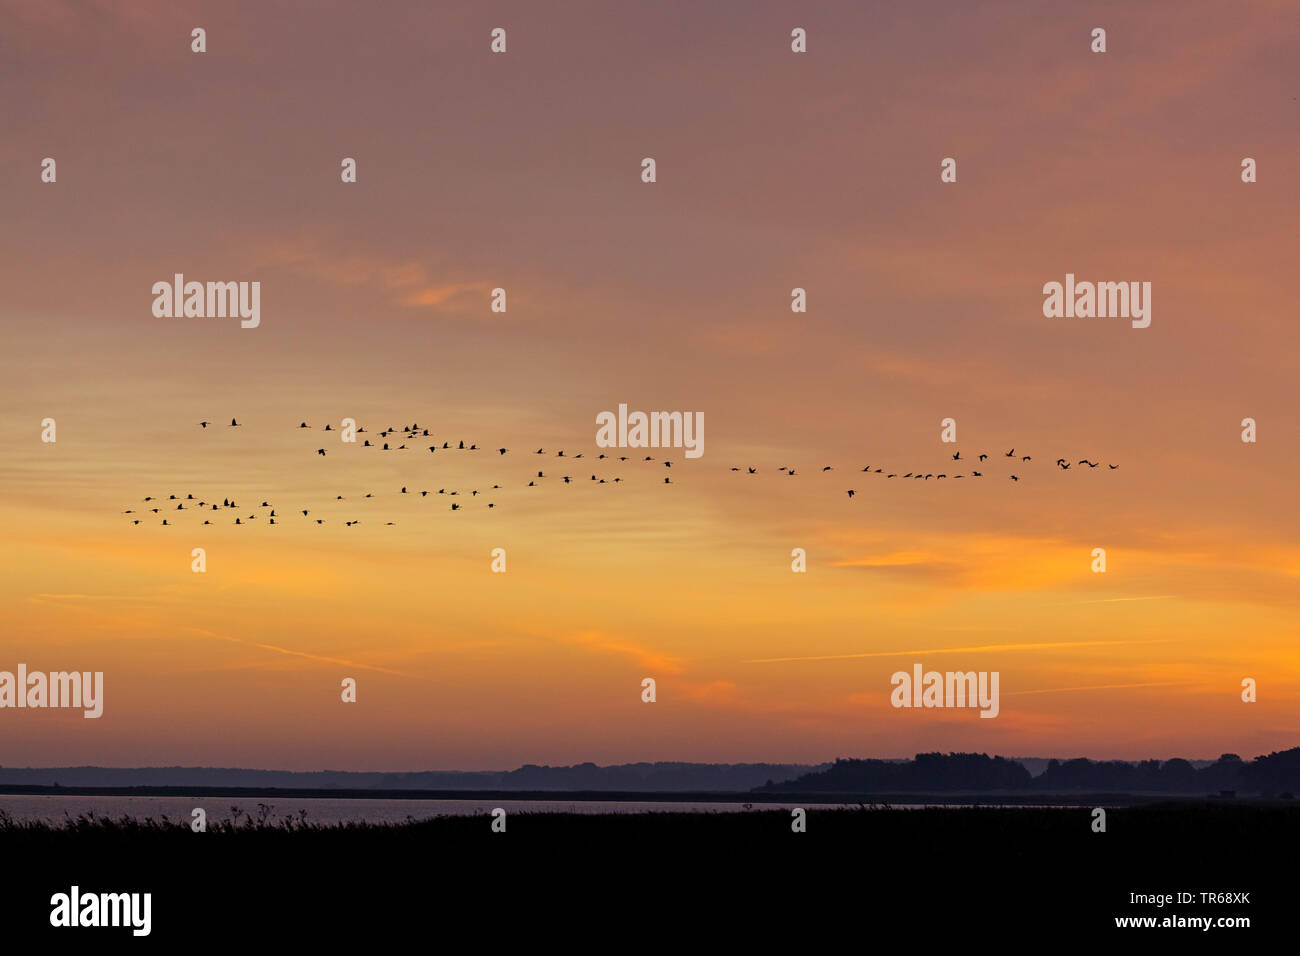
[834,447,1118,497]
[118,419,1120,526]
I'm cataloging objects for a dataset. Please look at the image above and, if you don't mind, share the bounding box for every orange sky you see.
[2,0,1298,770]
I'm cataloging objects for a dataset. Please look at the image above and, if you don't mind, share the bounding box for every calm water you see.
[0,794,873,826]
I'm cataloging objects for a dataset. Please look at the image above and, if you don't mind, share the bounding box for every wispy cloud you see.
[257,234,489,315]
[562,631,686,675]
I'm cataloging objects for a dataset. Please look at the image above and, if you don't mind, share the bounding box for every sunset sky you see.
[2,0,1298,771]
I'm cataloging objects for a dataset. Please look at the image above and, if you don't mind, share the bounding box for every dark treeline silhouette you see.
[757,748,1300,794]
[1036,749,1300,793]
[758,752,1032,792]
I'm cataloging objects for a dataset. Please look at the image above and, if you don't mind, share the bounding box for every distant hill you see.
[755,749,1300,794]
[5,751,1295,795]
[0,761,827,793]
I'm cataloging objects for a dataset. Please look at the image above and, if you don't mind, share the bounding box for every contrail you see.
[1054,595,1176,606]
[745,638,1172,664]
[1004,680,1187,696]
[192,628,407,676]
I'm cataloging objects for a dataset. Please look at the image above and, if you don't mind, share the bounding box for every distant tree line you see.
[755,748,1300,794]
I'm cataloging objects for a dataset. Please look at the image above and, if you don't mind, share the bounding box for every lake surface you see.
[0,794,876,825]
